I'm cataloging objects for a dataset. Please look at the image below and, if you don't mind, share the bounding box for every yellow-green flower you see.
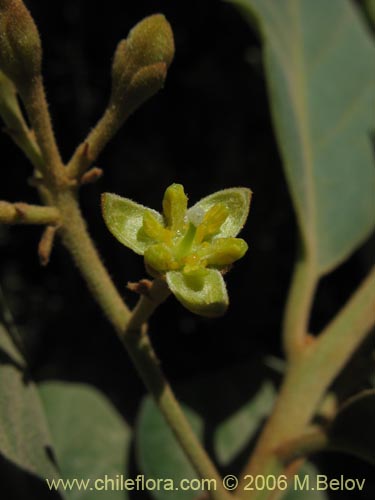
[101,184,251,317]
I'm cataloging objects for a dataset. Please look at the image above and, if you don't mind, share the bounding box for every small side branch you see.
[66,105,124,179]
[38,225,58,265]
[275,429,328,465]
[0,201,60,225]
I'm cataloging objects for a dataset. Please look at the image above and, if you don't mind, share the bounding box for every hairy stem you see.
[66,104,125,179]
[0,201,60,225]
[58,190,130,327]
[57,190,231,500]
[20,76,64,184]
[124,321,230,499]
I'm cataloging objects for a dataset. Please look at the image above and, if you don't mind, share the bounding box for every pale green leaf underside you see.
[214,381,276,466]
[102,193,163,255]
[39,382,132,500]
[188,187,252,239]
[232,0,375,274]
[136,398,203,500]
[166,269,229,317]
[0,324,58,483]
[136,374,325,500]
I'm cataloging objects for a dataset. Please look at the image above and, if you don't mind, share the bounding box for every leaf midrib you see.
[259,0,318,264]
[288,0,317,263]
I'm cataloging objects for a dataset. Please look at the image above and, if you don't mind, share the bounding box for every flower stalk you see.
[57,190,232,500]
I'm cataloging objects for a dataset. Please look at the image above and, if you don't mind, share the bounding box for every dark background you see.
[0,1,374,499]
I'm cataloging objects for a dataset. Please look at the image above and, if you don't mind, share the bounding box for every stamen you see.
[162,183,188,231]
[195,204,229,243]
[198,238,248,266]
[142,211,171,243]
[144,243,179,273]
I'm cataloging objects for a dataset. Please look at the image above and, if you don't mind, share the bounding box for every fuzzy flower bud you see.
[0,0,42,89]
[121,14,174,78]
[110,14,174,113]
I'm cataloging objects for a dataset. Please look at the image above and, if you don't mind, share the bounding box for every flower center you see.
[141,184,247,276]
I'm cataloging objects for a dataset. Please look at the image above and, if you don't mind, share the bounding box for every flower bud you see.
[110,14,174,112]
[111,39,128,87]
[121,62,167,116]
[122,14,174,77]
[142,211,171,243]
[0,0,42,89]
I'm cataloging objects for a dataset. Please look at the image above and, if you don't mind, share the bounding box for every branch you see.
[0,201,60,225]
[123,280,230,498]
[239,266,375,499]
[282,255,318,360]
[65,15,173,181]
[19,76,65,185]
[38,225,58,265]
[275,429,328,465]
[57,190,232,500]
[65,104,127,180]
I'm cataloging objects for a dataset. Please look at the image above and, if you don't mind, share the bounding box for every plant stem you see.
[239,266,375,500]
[57,190,231,500]
[124,327,231,500]
[282,255,317,360]
[57,190,130,327]
[66,104,125,179]
[0,201,60,225]
[20,76,65,185]
[0,76,43,169]
[275,429,328,464]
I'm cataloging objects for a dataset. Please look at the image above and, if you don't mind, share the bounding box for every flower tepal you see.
[101,184,251,317]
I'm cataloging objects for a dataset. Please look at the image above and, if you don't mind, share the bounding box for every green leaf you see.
[328,389,375,465]
[136,398,203,500]
[136,361,279,499]
[214,381,276,466]
[364,0,375,27]
[232,0,375,274]
[0,323,58,482]
[188,188,251,239]
[166,269,229,317]
[39,382,132,500]
[101,192,164,255]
